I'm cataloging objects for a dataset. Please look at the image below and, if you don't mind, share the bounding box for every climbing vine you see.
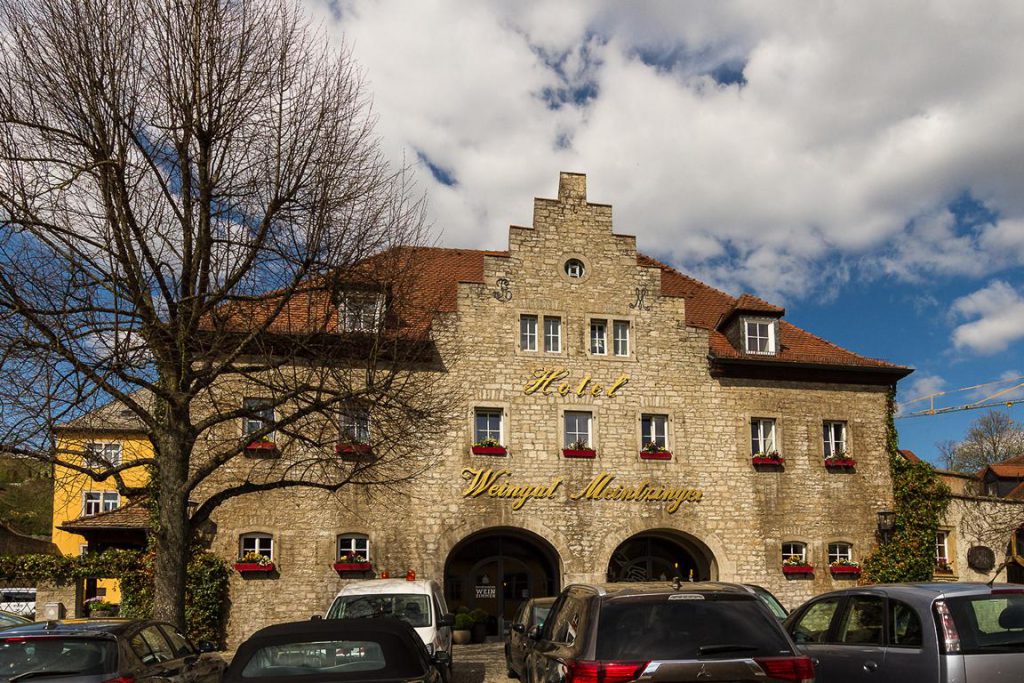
[0,549,229,645]
[862,388,950,582]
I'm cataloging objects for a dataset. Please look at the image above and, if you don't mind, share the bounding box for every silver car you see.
[784,582,1024,682]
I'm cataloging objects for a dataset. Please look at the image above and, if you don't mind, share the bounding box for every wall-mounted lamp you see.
[877,510,896,543]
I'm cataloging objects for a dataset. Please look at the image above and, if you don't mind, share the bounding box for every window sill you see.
[233,562,275,573]
[639,450,672,461]
[471,446,507,456]
[562,448,597,459]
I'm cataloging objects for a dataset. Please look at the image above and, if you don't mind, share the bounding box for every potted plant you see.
[782,555,814,575]
[86,598,116,618]
[562,439,596,458]
[829,559,861,577]
[639,441,672,461]
[934,558,953,575]
[233,551,275,572]
[333,552,372,573]
[824,450,856,468]
[452,612,473,645]
[469,608,489,644]
[751,450,784,466]
[471,437,507,456]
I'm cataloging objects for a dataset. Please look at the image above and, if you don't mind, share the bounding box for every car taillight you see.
[564,660,649,683]
[934,600,961,653]
[753,656,815,682]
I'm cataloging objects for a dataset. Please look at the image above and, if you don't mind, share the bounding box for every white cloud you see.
[897,372,948,416]
[951,282,1024,354]
[309,0,1024,303]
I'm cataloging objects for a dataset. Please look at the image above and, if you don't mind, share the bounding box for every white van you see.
[326,579,454,678]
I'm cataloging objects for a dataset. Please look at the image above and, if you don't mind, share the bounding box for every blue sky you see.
[314,1,1024,463]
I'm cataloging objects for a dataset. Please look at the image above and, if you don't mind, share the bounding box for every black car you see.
[0,618,223,683]
[225,617,450,683]
[525,582,814,683]
[506,597,555,679]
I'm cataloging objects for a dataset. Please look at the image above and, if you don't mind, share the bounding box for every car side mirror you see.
[512,623,525,634]
[527,625,542,641]
[432,651,452,666]
[196,641,217,653]
[439,613,455,627]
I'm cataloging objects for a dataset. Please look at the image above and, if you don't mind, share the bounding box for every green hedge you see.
[0,549,229,645]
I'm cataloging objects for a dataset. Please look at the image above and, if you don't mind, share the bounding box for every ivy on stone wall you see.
[862,388,950,583]
[0,549,229,645]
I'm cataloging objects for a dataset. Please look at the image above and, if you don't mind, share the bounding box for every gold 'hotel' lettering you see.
[523,368,629,398]
[462,468,702,514]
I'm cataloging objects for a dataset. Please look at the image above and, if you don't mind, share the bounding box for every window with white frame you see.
[84,442,122,469]
[782,542,806,563]
[641,414,669,451]
[474,408,503,446]
[935,531,950,564]
[564,411,592,448]
[744,319,776,355]
[242,398,275,439]
[520,315,538,352]
[82,491,119,516]
[340,407,371,444]
[240,533,273,560]
[339,291,383,333]
[823,421,847,457]
[79,545,89,556]
[613,321,630,356]
[544,316,562,353]
[590,319,607,355]
[565,259,586,279]
[337,534,369,562]
[828,542,853,564]
[751,418,777,455]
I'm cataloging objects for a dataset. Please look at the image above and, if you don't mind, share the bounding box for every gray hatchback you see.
[784,582,1024,682]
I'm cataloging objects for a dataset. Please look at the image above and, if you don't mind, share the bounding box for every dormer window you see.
[339,290,383,333]
[743,319,776,355]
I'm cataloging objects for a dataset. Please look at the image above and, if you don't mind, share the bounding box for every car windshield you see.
[239,635,425,680]
[0,636,118,681]
[596,595,793,661]
[327,595,431,628]
[945,593,1024,654]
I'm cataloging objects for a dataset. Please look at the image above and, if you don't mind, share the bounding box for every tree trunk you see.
[151,427,191,628]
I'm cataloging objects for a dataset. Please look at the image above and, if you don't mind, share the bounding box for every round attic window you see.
[564,258,586,279]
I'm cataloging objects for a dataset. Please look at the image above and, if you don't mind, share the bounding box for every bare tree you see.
[0,0,455,628]
[939,410,1024,473]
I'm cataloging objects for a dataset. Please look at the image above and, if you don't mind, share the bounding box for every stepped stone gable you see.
[201,172,903,646]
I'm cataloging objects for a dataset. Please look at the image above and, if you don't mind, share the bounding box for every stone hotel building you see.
[52,173,911,645]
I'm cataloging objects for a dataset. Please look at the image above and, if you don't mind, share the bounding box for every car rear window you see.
[327,595,431,628]
[945,593,1024,654]
[238,635,426,680]
[596,594,793,661]
[0,636,118,680]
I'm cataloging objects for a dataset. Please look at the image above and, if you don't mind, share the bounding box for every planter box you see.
[234,562,275,573]
[752,456,785,466]
[640,450,672,460]
[245,441,277,453]
[829,565,862,576]
[824,458,857,468]
[782,564,814,575]
[333,562,372,572]
[562,448,596,459]
[336,443,374,460]
[471,445,507,456]
[934,567,954,575]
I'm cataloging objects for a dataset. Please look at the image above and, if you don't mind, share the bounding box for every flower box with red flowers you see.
[234,553,275,573]
[336,443,373,460]
[782,564,814,575]
[824,456,857,468]
[562,448,596,458]
[752,454,785,466]
[640,443,671,460]
[245,440,277,453]
[333,555,372,573]
[471,439,507,456]
[829,562,861,576]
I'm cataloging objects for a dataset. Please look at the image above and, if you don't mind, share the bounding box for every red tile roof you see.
[898,449,924,464]
[58,503,149,532]
[986,464,1024,479]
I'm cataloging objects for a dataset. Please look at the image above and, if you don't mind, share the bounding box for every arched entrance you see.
[607,530,715,582]
[444,527,560,636]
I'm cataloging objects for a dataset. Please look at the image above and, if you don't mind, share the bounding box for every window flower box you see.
[245,440,277,453]
[782,564,814,575]
[471,445,507,455]
[333,561,372,572]
[752,455,785,466]
[234,562,275,573]
[639,450,672,460]
[824,457,856,468]
[336,443,374,460]
[934,560,953,575]
[829,563,861,577]
[562,448,596,458]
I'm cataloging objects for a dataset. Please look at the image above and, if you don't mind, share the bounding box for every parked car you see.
[327,579,454,681]
[784,582,1024,682]
[226,617,448,683]
[505,596,555,678]
[0,589,35,619]
[0,618,223,682]
[525,581,814,683]
[0,612,31,629]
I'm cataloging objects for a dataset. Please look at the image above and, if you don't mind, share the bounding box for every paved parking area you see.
[452,642,508,683]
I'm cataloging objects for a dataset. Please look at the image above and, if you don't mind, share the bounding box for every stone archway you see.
[443,527,561,636]
[607,529,716,582]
